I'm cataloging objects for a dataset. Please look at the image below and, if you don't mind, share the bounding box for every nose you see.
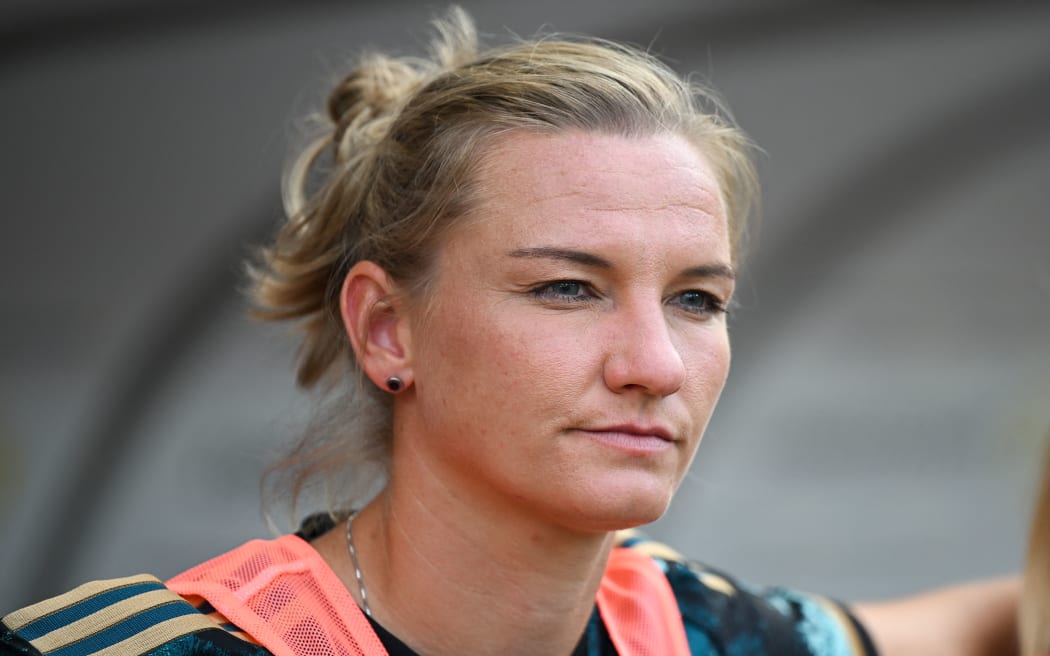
[602,301,686,397]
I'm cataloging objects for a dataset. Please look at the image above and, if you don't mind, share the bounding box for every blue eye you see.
[673,290,727,316]
[551,281,583,296]
[530,280,593,302]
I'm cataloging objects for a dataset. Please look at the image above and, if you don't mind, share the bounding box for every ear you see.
[339,261,413,392]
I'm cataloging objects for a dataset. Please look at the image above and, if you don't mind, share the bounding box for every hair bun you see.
[327,56,422,161]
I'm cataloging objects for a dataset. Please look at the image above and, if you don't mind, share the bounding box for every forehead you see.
[478,130,722,210]
[463,130,729,254]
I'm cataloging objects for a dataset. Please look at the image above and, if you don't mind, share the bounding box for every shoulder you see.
[614,532,879,656]
[1,574,271,656]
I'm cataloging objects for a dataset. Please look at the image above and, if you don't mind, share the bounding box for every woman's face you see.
[401,130,734,533]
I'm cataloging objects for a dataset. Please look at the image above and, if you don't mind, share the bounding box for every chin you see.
[558,479,677,533]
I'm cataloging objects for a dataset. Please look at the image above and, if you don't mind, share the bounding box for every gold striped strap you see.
[3,574,224,656]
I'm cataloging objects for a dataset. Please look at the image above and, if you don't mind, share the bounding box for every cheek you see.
[683,329,732,409]
[419,299,586,420]
[475,319,590,405]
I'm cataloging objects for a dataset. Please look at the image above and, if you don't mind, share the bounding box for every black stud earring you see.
[385,376,404,393]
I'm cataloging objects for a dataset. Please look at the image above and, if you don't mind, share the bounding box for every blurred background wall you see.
[2,0,1049,611]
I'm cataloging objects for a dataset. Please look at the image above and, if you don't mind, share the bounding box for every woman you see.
[1021,434,1050,656]
[0,8,1019,656]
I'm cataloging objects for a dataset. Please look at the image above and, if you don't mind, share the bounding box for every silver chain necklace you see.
[345,512,372,617]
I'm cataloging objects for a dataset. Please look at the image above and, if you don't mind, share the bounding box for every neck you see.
[315,441,616,656]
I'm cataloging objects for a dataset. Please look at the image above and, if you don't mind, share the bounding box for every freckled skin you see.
[400,131,734,534]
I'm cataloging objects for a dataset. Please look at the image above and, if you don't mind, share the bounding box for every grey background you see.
[2,0,1048,611]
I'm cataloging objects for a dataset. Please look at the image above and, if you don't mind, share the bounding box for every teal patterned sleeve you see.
[617,533,879,656]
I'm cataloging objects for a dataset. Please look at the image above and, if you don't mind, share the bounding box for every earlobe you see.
[340,261,413,392]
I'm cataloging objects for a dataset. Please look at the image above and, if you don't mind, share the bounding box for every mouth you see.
[574,424,676,453]
[586,424,673,441]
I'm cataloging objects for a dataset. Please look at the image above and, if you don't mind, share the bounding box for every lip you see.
[585,424,674,441]
[574,424,676,453]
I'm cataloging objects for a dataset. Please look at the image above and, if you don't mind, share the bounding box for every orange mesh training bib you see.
[167,535,387,656]
[597,547,691,656]
[168,537,687,656]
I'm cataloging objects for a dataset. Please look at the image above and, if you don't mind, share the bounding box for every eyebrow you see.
[682,263,736,280]
[508,247,611,268]
[507,247,736,280]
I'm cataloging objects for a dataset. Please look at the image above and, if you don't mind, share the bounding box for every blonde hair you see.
[1022,434,1050,656]
[250,7,759,520]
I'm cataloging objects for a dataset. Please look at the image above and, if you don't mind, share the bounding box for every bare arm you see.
[852,577,1020,656]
